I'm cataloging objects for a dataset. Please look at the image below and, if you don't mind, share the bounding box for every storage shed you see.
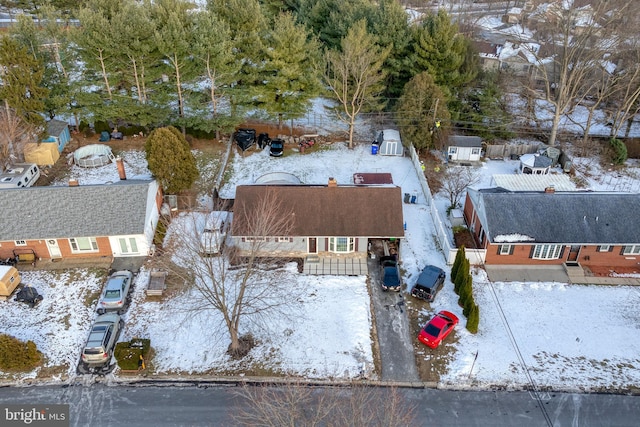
[0,266,21,299]
[520,153,552,175]
[374,129,404,156]
[43,119,71,153]
[447,135,482,162]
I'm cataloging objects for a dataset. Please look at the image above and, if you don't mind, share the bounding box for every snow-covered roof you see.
[492,174,577,192]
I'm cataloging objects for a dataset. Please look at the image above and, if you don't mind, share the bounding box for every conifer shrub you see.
[0,334,43,372]
[466,303,480,334]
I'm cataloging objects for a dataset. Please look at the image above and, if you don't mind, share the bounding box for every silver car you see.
[81,313,122,367]
[96,270,133,314]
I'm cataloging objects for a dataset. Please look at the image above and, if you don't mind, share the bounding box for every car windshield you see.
[104,290,121,299]
[424,324,441,337]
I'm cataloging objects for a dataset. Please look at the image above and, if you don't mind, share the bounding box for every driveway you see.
[367,256,420,383]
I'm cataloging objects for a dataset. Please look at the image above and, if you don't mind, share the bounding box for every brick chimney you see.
[544,186,555,194]
[116,157,127,180]
[328,177,337,187]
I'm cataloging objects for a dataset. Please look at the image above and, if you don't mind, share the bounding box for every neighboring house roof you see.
[491,174,577,192]
[469,189,640,244]
[46,119,68,137]
[232,185,404,238]
[449,135,482,148]
[0,180,155,241]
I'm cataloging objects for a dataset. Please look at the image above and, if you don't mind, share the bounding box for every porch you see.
[303,254,368,275]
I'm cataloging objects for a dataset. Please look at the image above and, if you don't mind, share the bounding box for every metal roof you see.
[491,174,577,192]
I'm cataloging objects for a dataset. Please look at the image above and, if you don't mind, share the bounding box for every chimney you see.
[116,157,127,180]
[544,186,555,194]
[328,177,337,187]
[68,179,79,187]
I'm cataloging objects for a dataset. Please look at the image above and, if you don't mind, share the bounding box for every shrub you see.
[115,338,151,371]
[451,246,465,293]
[94,120,111,134]
[466,303,480,334]
[0,334,43,372]
[458,274,473,309]
[610,138,627,165]
[454,257,469,294]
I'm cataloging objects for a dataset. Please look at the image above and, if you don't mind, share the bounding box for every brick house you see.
[0,180,162,262]
[463,188,640,271]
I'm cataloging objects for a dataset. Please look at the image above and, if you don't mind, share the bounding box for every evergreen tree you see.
[145,126,199,194]
[454,257,469,295]
[395,72,450,152]
[0,35,48,127]
[451,245,465,294]
[254,12,321,129]
[466,303,479,334]
[323,20,388,148]
[411,10,476,101]
[462,274,474,317]
[297,0,371,49]
[458,273,472,310]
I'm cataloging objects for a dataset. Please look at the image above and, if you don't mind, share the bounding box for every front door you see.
[46,239,62,258]
[568,245,580,262]
[308,238,317,254]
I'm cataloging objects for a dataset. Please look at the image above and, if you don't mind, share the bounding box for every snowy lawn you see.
[2,139,640,390]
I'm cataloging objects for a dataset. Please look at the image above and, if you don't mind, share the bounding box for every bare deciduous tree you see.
[324,20,388,149]
[165,188,298,358]
[233,382,416,427]
[0,101,36,170]
[439,165,481,210]
[522,0,633,146]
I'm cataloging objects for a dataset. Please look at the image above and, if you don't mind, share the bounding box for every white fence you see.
[406,145,486,265]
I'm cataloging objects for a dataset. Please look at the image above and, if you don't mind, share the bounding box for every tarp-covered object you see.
[235,128,256,151]
[24,142,61,166]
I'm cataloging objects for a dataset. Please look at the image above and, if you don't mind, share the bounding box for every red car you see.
[417,311,459,349]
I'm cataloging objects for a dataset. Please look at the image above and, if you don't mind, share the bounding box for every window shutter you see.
[497,245,502,255]
[509,245,515,255]
[609,246,614,252]
[355,239,359,252]
[620,246,626,255]
[559,246,566,258]
[529,246,535,258]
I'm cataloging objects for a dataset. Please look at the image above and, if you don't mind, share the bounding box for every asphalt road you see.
[367,255,420,382]
[0,384,638,427]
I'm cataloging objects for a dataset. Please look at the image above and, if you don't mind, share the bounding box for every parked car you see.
[269,138,284,157]
[410,265,446,302]
[81,313,123,367]
[96,270,133,314]
[380,255,401,291]
[417,310,459,349]
[200,211,230,256]
[14,286,43,308]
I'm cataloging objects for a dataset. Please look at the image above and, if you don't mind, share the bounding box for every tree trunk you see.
[98,50,112,100]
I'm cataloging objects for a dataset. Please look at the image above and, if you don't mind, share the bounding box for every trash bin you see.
[371,144,379,155]
[410,193,417,204]
[404,193,411,203]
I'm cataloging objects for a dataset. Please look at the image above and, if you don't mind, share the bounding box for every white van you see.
[200,211,230,256]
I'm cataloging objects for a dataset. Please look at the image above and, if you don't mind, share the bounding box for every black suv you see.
[411,265,446,302]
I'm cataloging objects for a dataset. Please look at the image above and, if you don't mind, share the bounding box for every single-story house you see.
[231,179,405,258]
[0,180,162,261]
[520,153,553,174]
[463,188,640,271]
[43,119,71,153]
[447,136,482,162]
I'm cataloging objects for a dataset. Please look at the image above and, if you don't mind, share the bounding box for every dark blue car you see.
[380,256,401,291]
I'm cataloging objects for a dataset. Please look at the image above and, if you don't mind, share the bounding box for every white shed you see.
[520,153,552,175]
[447,136,482,162]
[374,129,404,156]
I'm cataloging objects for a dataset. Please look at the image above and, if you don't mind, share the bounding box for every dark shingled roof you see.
[46,119,68,137]
[474,189,640,244]
[0,181,154,240]
[448,135,482,148]
[232,185,405,238]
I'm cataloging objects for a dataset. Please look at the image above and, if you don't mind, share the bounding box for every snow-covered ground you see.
[2,125,640,390]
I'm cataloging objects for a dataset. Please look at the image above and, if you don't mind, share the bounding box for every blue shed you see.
[43,119,71,153]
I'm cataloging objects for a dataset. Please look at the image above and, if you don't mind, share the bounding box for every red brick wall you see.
[0,237,113,260]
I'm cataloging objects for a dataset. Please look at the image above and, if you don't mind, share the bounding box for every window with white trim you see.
[498,244,512,255]
[276,237,292,243]
[69,237,98,253]
[329,237,355,253]
[598,245,611,252]
[532,244,563,260]
[471,148,481,155]
[622,245,640,255]
[14,240,27,246]
[244,237,266,243]
[448,147,457,154]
